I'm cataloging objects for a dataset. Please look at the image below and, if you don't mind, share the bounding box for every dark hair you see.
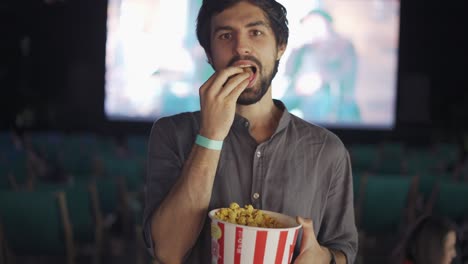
[405,216,456,264]
[196,0,289,58]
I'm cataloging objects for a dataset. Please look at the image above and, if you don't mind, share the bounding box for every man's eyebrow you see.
[245,20,269,28]
[213,25,234,35]
[212,20,270,35]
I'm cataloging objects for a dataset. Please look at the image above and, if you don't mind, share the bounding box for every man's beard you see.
[226,55,280,106]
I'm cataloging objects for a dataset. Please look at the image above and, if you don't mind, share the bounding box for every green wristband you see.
[195,134,223,150]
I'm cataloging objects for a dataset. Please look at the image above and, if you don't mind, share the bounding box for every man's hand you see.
[294,216,331,264]
[198,66,251,141]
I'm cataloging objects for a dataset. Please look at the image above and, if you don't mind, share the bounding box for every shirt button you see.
[244,121,249,127]
[256,151,261,158]
[253,193,260,199]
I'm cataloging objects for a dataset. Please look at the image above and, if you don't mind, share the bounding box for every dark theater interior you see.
[1,0,468,263]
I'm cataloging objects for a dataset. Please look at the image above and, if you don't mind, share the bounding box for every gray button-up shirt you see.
[143,100,358,263]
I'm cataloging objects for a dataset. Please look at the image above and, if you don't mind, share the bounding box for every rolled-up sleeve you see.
[318,148,358,263]
[142,117,187,257]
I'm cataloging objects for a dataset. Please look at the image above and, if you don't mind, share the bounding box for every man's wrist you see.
[195,134,223,150]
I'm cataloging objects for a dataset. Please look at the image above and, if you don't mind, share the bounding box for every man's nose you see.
[234,34,251,55]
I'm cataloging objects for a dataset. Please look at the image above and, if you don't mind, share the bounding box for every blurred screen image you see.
[105,0,400,129]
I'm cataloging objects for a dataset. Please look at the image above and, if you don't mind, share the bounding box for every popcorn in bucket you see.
[208,204,302,264]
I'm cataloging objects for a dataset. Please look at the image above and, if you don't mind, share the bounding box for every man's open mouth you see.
[244,66,258,87]
[242,65,257,84]
[225,64,259,87]
[243,66,257,75]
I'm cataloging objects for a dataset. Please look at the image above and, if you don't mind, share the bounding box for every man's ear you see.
[207,55,213,66]
[206,56,216,71]
[276,44,287,60]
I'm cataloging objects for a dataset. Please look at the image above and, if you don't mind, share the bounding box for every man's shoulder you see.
[289,115,346,152]
[152,111,201,130]
[149,111,201,141]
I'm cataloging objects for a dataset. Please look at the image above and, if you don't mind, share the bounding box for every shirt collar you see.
[233,99,291,134]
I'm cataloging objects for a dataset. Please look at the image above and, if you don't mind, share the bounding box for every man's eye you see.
[219,33,232,40]
[252,30,263,36]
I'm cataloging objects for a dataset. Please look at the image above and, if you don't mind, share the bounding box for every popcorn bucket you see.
[208,209,302,264]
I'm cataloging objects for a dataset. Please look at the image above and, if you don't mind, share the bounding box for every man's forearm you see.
[151,144,221,263]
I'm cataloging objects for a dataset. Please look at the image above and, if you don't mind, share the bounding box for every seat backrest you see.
[0,190,72,256]
[359,175,414,235]
[433,182,468,221]
[60,151,94,176]
[434,143,459,167]
[96,178,120,216]
[404,150,436,175]
[374,159,403,174]
[349,145,378,172]
[0,156,29,189]
[380,142,405,159]
[0,169,13,190]
[102,156,144,192]
[65,182,96,243]
[417,173,454,203]
[35,181,99,243]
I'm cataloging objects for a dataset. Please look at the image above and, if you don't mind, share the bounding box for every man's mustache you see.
[227,55,262,70]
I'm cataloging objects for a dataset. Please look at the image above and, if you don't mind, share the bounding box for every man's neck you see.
[236,90,283,143]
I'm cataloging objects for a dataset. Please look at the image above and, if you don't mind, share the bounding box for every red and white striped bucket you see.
[208,209,302,264]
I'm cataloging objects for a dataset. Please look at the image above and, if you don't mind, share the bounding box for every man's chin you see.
[235,87,261,105]
[236,99,258,106]
[237,78,271,105]
[236,94,261,105]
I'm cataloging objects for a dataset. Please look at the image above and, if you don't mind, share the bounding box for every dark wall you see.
[0,0,107,132]
[408,1,468,125]
[1,0,467,141]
